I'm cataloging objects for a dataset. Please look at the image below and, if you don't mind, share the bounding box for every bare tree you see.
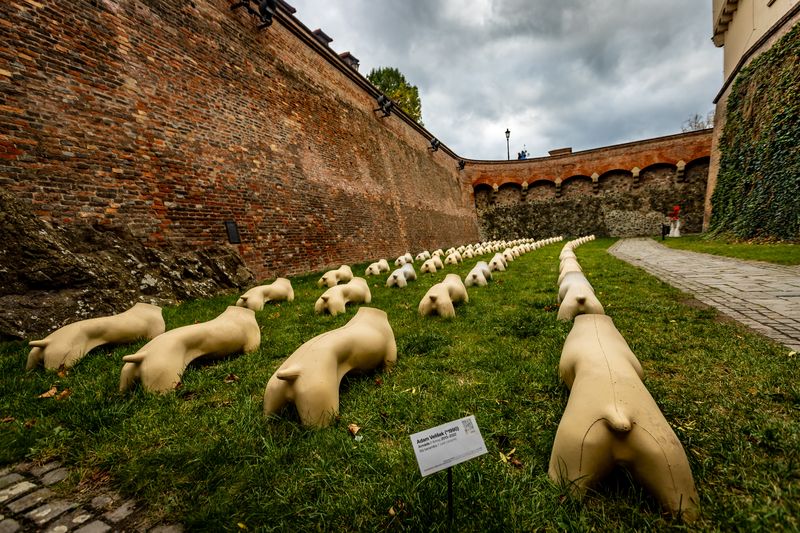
[681,110,715,132]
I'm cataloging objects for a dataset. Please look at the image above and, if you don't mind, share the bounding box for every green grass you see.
[1,239,798,531]
[659,235,800,265]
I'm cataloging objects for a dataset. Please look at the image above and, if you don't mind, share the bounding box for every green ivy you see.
[710,22,800,240]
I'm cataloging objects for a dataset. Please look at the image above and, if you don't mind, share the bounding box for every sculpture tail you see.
[604,411,633,433]
[277,366,300,381]
[122,352,147,364]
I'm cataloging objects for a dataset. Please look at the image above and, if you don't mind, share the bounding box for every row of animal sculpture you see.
[24,233,701,521]
[24,236,560,397]
[547,236,700,521]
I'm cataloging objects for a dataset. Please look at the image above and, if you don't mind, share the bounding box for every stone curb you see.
[0,462,182,533]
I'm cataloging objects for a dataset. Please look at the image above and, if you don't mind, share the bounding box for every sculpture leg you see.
[119,362,139,392]
[263,379,291,417]
[549,417,614,495]
[384,341,398,368]
[625,425,699,521]
[294,386,339,428]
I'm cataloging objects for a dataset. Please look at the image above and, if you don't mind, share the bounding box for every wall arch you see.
[473,183,493,210]
[685,156,711,184]
[640,163,676,189]
[599,169,633,194]
[561,175,593,197]
[496,183,522,206]
[526,179,556,202]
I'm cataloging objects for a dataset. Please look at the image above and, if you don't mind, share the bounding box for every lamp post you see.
[505,129,510,160]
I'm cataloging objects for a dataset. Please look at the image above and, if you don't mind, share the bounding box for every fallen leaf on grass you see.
[38,387,57,399]
[374,377,383,386]
[499,448,516,463]
[24,419,36,428]
[388,506,396,517]
[237,523,248,530]
[348,423,361,436]
[509,457,523,469]
[224,373,240,384]
[57,368,67,378]
[1,416,15,423]
[55,389,71,401]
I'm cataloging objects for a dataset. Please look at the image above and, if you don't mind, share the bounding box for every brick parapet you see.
[466,129,712,189]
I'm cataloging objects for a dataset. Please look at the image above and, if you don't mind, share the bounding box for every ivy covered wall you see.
[710,23,800,240]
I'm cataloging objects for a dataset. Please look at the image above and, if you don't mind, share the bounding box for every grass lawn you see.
[659,234,800,265]
[1,238,798,531]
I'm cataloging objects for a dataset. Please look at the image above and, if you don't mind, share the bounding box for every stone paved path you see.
[0,462,181,533]
[609,238,800,351]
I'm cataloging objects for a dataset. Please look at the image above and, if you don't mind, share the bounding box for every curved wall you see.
[465,131,712,239]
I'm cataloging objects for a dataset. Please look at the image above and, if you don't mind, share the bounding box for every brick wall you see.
[0,0,479,280]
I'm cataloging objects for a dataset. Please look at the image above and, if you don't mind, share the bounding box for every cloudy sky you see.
[287,0,722,160]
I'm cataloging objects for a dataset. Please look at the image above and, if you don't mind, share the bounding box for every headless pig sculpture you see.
[236,278,294,311]
[318,265,353,288]
[465,261,492,287]
[444,253,460,266]
[27,303,165,370]
[365,259,390,276]
[315,277,371,316]
[119,306,260,394]
[263,307,397,427]
[386,263,417,288]
[549,315,699,521]
[418,274,469,318]
[420,258,439,274]
[558,271,594,304]
[489,253,507,272]
[557,284,605,321]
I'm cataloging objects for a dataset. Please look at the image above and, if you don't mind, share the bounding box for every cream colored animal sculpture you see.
[418,274,469,318]
[560,249,577,261]
[549,314,699,521]
[365,259,390,276]
[394,253,414,266]
[444,253,460,265]
[432,249,444,258]
[386,263,417,288]
[26,303,165,371]
[416,251,431,262]
[465,261,492,287]
[558,271,594,304]
[420,258,439,274]
[318,265,354,288]
[431,255,444,269]
[263,307,397,427]
[489,253,507,272]
[119,306,260,394]
[558,260,584,285]
[502,249,515,263]
[557,284,605,321]
[462,248,474,259]
[315,277,372,316]
[236,278,294,311]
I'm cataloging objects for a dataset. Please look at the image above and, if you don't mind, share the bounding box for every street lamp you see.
[505,128,510,160]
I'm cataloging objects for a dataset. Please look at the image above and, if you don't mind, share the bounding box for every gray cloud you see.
[288,0,722,159]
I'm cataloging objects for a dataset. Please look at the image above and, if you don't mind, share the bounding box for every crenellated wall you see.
[0,0,479,281]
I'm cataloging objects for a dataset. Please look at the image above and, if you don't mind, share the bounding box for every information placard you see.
[409,415,488,476]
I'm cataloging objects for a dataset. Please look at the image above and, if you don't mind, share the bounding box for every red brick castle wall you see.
[0,0,479,280]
